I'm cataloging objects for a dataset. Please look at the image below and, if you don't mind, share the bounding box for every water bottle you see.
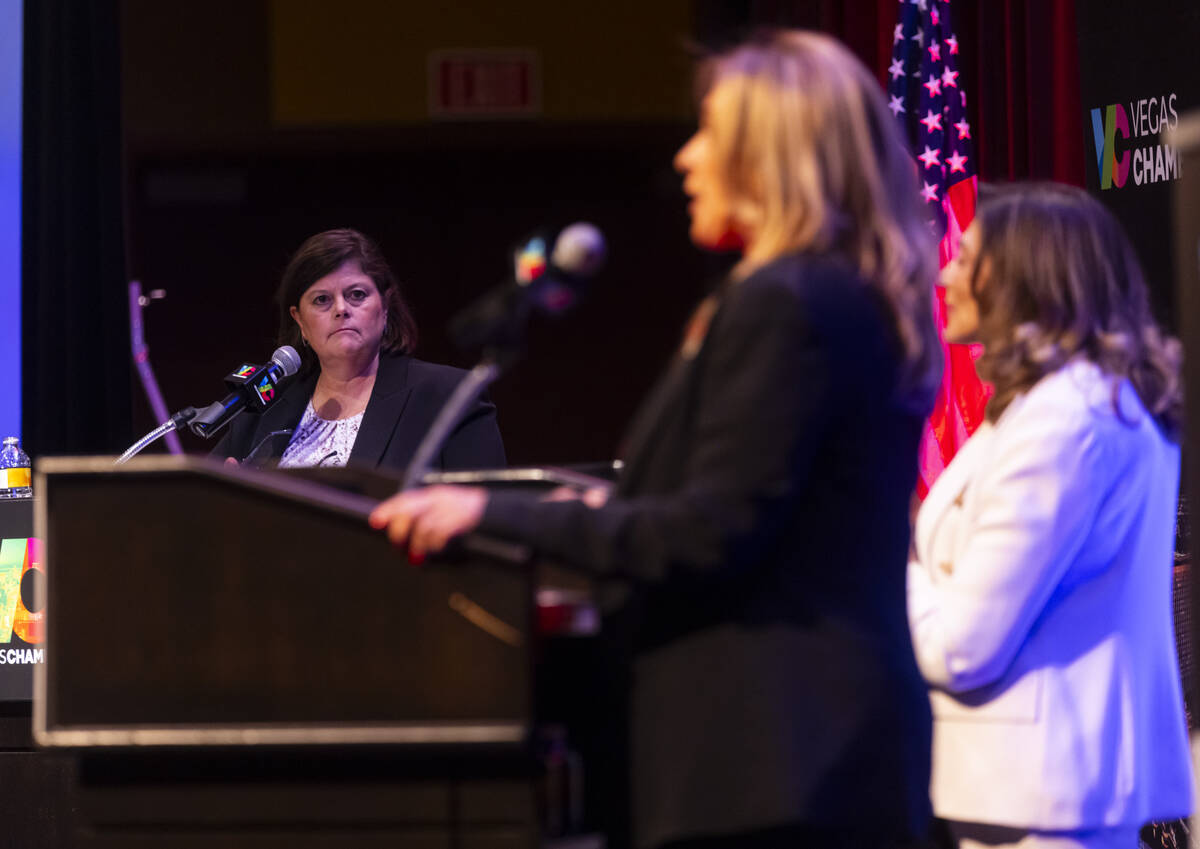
[0,437,32,499]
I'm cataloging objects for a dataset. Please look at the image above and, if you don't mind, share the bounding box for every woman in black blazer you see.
[215,229,505,473]
[372,31,939,849]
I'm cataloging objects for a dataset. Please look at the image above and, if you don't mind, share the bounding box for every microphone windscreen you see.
[551,223,606,278]
[271,345,302,377]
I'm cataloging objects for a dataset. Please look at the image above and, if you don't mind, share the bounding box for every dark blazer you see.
[480,252,933,849]
[213,352,506,473]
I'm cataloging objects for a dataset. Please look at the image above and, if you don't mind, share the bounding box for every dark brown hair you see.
[276,228,418,375]
[971,183,1182,439]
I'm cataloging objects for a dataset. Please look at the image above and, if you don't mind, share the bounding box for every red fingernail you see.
[408,549,426,567]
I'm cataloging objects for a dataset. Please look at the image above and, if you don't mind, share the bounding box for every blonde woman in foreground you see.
[374,31,942,849]
[909,183,1193,849]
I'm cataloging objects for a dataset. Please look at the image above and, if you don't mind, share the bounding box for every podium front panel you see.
[33,458,533,747]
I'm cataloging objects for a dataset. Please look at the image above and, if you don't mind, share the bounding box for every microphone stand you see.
[402,221,605,492]
[397,349,534,563]
[400,354,509,491]
[116,407,198,466]
[128,281,183,454]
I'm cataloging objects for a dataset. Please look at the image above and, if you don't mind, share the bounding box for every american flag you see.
[887,0,991,496]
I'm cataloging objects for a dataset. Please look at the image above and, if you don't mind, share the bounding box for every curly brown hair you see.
[970,183,1182,440]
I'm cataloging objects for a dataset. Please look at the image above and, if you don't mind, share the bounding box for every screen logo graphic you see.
[254,375,276,404]
[1089,94,1181,190]
[0,538,43,663]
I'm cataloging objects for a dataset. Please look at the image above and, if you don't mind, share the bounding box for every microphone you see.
[449,222,607,350]
[188,346,302,439]
[525,222,607,315]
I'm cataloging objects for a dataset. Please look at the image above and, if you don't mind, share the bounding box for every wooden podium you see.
[33,456,543,849]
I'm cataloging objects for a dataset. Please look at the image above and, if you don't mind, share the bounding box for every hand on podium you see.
[369,485,489,560]
[541,484,610,508]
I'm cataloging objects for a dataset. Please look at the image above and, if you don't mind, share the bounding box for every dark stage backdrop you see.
[121,1,1093,469]
[18,0,1094,466]
[1076,0,1200,329]
[126,131,719,467]
[120,0,716,468]
[21,0,131,458]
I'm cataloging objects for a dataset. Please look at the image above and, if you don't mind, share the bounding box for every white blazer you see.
[908,359,1193,829]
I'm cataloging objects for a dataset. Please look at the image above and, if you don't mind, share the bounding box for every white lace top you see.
[278,400,365,468]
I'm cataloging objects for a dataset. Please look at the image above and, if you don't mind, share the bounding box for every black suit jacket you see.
[480,252,933,849]
[213,352,506,473]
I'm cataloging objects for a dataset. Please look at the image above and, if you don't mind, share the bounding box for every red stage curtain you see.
[955,0,1085,186]
[714,0,1086,185]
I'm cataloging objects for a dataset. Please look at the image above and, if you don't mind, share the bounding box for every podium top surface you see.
[37,454,381,519]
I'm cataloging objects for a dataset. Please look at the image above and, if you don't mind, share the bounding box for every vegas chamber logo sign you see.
[0,538,43,664]
[1090,93,1182,189]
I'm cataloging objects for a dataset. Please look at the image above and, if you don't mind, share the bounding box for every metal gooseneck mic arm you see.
[401,361,503,490]
[114,345,303,465]
[116,407,199,465]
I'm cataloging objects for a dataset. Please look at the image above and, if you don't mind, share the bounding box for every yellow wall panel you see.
[269,0,693,125]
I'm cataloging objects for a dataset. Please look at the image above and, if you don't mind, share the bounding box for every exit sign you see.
[429,49,541,118]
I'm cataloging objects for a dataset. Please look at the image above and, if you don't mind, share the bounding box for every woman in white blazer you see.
[908,183,1193,849]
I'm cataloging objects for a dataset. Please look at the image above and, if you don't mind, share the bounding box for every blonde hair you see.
[702,30,941,412]
[972,183,1182,439]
